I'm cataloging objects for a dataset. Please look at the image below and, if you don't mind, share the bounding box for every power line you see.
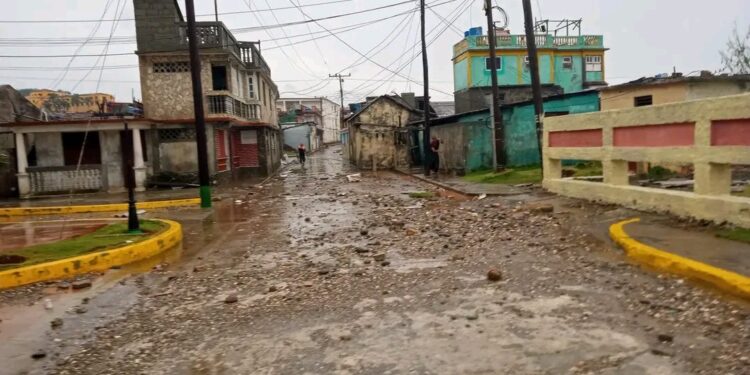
[0,52,134,58]
[0,0,354,23]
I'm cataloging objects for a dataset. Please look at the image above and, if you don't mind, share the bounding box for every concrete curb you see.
[0,219,183,289]
[610,218,750,300]
[395,171,475,197]
[0,198,200,217]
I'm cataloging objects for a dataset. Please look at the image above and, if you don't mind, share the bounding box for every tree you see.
[720,25,750,74]
[42,93,71,113]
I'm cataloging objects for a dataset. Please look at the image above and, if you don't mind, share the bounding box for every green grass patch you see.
[0,220,167,271]
[409,191,435,199]
[716,227,750,245]
[463,166,542,185]
[567,161,603,177]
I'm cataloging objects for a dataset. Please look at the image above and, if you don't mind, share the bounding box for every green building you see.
[452,24,607,112]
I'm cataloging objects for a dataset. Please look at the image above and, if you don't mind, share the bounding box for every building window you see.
[263,81,267,104]
[484,57,502,71]
[585,55,602,72]
[562,56,573,69]
[153,61,190,73]
[634,95,653,107]
[248,76,255,98]
[211,65,228,91]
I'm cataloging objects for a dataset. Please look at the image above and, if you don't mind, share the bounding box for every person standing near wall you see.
[298,143,307,168]
[430,135,440,175]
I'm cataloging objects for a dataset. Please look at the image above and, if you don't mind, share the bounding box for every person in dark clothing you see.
[297,143,306,167]
[429,136,440,174]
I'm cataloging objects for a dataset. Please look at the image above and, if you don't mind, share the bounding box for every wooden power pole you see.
[329,73,350,128]
[185,0,212,208]
[522,0,544,171]
[420,0,431,176]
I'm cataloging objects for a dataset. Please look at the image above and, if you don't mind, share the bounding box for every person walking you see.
[429,135,440,175]
[297,143,307,167]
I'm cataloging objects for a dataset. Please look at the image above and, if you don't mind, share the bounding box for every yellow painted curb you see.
[610,218,750,300]
[0,198,200,217]
[0,219,183,289]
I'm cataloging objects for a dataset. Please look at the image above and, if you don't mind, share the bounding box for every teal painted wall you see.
[470,55,519,86]
[454,58,469,91]
[502,91,600,166]
[461,113,493,172]
[586,71,603,82]
[553,55,584,93]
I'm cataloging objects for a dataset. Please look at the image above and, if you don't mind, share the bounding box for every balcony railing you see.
[453,34,604,56]
[177,22,271,74]
[207,94,260,121]
[28,165,103,195]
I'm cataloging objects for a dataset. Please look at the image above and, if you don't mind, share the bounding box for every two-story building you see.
[276,97,341,144]
[134,0,281,181]
[452,23,607,112]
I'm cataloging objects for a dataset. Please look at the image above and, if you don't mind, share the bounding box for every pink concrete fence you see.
[543,93,750,227]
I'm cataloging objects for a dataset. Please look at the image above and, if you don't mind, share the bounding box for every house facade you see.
[346,95,423,170]
[276,97,341,144]
[25,89,115,114]
[452,24,607,112]
[134,0,281,181]
[0,0,282,199]
[599,73,750,111]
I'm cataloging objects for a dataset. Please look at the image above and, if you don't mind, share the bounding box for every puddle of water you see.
[0,220,110,252]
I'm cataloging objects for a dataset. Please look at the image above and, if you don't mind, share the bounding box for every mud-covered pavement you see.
[2,145,749,375]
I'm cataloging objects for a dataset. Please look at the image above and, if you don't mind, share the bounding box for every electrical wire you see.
[0,0,354,23]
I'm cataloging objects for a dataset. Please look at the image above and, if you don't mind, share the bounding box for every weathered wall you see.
[139,55,211,120]
[430,112,493,173]
[133,0,183,54]
[348,98,413,169]
[33,133,63,167]
[100,130,124,192]
[159,142,198,173]
[686,80,750,101]
[600,83,687,111]
[283,125,312,151]
[454,85,563,113]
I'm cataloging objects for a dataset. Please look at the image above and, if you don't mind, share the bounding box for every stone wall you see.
[133,0,183,54]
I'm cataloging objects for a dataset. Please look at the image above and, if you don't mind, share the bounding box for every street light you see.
[123,122,140,233]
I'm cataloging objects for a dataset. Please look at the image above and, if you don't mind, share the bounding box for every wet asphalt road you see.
[1,145,749,375]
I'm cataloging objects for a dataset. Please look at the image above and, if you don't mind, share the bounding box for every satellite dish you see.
[493,6,509,29]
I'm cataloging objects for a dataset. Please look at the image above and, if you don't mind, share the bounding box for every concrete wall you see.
[454,85,563,113]
[159,142,198,173]
[600,83,688,111]
[33,133,64,167]
[133,0,183,54]
[348,98,413,169]
[100,130,124,192]
[543,93,750,227]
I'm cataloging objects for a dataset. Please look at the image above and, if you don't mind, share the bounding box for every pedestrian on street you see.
[430,135,440,175]
[297,143,307,167]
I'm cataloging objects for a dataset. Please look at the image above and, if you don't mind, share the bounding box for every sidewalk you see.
[623,218,750,277]
[0,188,200,208]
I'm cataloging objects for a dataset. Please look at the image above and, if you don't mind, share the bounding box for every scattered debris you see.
[487,269,503,282]
[346,173,362,182]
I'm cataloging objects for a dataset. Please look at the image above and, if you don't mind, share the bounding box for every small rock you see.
[57,282,71,290]
[31,350,46,359]
[50,318,63,329]
[268,285,278,292]
[360,229,369,236]
[651,349,673,357]
[405,227,419,236]
[380,261,391,267]
[304,217,311,222]
[339,331,353,341]
[224,294,239,304]
[466,311,479,320]
[527,203,554,214]
[71,280,92,290]
[657,334,673,343]
[318,269,330,275]
[373,253,386,262]
[74,306,88,314]
[303,281,314,287]
[354,246,370,254]
[487,269,503,282]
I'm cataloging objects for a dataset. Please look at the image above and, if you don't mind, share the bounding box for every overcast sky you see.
[1,0,748,104]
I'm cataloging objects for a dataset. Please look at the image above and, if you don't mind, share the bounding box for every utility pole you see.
[420,0,431,176]
[485,0,504,170]
[329,73,350,129]
[123,122,140,233]
[214,0,219,22]
[186,0,212,208]
[522,0,544,172]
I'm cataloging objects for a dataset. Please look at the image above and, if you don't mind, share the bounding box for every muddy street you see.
[2,146,748,375]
